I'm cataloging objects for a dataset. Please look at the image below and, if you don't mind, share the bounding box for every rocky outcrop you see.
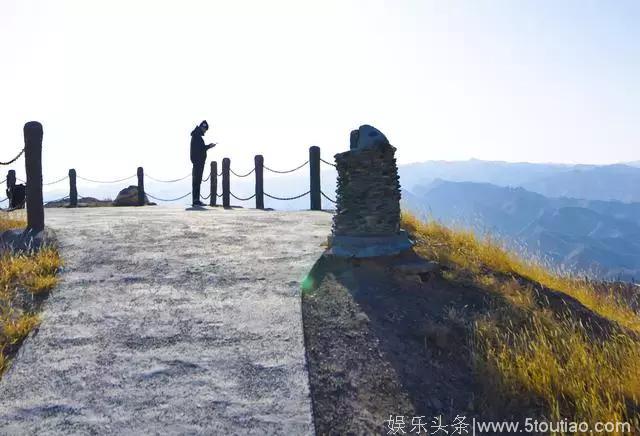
[113,186,151,206]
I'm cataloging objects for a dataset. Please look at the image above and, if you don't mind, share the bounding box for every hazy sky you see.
[1,0,639,183]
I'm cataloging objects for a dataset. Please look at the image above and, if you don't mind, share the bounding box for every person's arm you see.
[207,142,217,150]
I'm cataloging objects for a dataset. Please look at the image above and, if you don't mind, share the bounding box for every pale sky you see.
[1,0,639,184]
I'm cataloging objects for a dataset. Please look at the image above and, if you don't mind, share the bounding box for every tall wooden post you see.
[255,155,264,210]
[137,166,145,206]
[69,168,77,207]
[24,121,44,232]
[309,146,321,211]
[222,158,230,208]
[210,161,217,207]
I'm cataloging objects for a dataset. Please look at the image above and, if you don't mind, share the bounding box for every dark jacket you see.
[190,126,207,164]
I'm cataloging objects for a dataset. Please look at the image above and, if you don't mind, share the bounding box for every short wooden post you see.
[6,169,15,194]
[255,155,264,210]
[69,168,77,207]
[210,161,217,207]
[6,170,16,209]
[24,121,44,232]
[137,166,145,206]
[222,158,230,208]
[309,146,321,211]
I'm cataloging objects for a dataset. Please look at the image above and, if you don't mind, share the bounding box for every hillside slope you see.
[303,214,640,435]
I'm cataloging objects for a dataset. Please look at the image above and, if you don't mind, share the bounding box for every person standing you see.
[190,120,216,206]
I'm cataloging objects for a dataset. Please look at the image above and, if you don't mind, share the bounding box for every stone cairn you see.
[328,125,412,257]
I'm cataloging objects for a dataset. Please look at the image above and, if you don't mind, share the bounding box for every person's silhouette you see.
[190,120,216,206]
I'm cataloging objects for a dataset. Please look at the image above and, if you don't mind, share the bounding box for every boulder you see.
[349,124,389,151]
[113,186,151,206]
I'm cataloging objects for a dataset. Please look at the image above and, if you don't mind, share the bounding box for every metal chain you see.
[201,192,212,200]
[0,197,7,203]
[202,172,211,183]
[217,171,224,177]
[264,191,310,201]
[0,178,6,184]
[230,192,256,201]
[77,174,137,184]
[320,158,336,168]
[264,160,308,174]
[17,178,25,183]
[230,167,255,178]
[146,191,192,202]
[43,175,69,186]
[217,193,223,198]
[0,148,24,166]
[321,191,337,203]
[146,172,191,183]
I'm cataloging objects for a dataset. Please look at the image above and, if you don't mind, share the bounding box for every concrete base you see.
[327,230,413,258]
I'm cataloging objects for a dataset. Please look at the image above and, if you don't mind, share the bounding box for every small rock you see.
[354,312,370,325]
[391,259,439,275]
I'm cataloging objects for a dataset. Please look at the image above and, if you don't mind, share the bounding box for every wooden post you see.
[6,169,15,200]
[210,161,217,207]
[309,146,321,211]
[69,168,77,207]
[222,158,230,208]
[255,155,264,210]
[24,121,44,232]
[137,166,145,206]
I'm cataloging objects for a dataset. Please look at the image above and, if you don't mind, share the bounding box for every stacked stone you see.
[332,143,401,236]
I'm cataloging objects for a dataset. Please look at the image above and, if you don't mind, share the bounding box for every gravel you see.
[0,206,331,435]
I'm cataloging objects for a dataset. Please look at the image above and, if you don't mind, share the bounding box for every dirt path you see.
[0,207,331,435]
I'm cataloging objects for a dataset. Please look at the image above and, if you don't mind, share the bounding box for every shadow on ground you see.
[301,251,629,435]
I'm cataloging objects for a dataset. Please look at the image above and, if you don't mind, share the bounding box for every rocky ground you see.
[0,207,331,435]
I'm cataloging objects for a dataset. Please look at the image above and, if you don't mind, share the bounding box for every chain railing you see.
[77,174,137,184]
[4,135,337,219]
[146,192,192,202]
[264,191,311,201]
[320,157,336,168]
[230,192,256,201]
[321,191,337,203]
[264,160,308,174]
[230,167,255,178]
[0,148,25,166]
[43,175,69,186]
[146,172,191,183]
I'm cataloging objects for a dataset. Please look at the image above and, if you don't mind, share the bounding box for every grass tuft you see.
[0,213,61,376]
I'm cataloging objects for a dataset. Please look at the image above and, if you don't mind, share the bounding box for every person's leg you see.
[192,161,205,204]
[192,163,200,204]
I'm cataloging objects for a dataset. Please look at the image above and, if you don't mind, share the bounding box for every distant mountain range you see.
[402,179,640,281]
[399,160,640,203]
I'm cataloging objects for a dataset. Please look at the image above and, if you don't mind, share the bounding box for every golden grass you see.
[0,213,62,375]
[402,213,640,332]
[402,212,640,432]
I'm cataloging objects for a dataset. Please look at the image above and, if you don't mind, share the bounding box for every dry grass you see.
[402,213,640,332]
[0,213,62,375]
[402,212,640,432]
